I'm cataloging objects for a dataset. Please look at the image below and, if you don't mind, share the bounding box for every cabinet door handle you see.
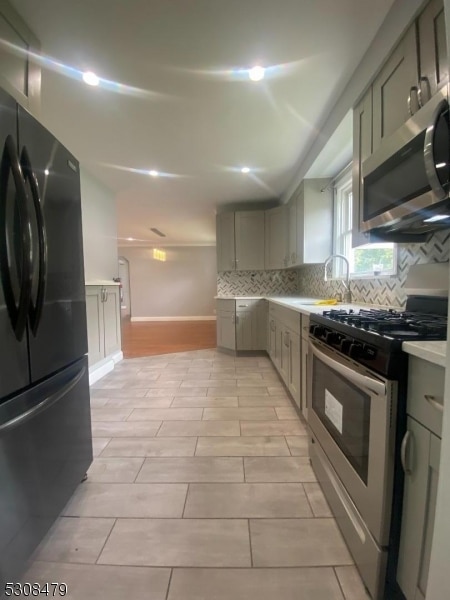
[104,289,109,302]
[100,288,105,302]
[424,394,444,413]
[238,304,248,307]
[408,86,419,116]
[231,314,235,324]
[400,430,412,475]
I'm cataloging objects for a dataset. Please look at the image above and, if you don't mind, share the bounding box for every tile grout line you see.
[247,518,254,567]
[164,568,174,600]
[94,518,117,565]
[132,457,146,483]
[181,483,190,518]
[301,482,316,518]
[332,566,347,600]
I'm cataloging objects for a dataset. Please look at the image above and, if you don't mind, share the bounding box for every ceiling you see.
[10,0,394,246]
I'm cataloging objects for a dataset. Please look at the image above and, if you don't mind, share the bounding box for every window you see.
[333,166,396,279]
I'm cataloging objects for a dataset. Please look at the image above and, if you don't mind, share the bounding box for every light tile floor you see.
[24,349,370,599]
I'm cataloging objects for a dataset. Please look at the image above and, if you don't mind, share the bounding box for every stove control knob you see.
[325,332,341,345]
[310,325,325,338]
[349,343,363,359]
[339,338,353,354]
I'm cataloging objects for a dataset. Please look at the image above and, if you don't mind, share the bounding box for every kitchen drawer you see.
[216,299,235,312]
[407,356,444,437]
[273,305,301,335]
[235,299,261,311]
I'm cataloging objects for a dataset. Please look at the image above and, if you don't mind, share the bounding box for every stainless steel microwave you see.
[360,84,450,241]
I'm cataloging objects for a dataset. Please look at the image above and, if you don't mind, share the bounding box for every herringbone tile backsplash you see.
[217,230,450,307]
[298,230,450,307]
[217,270,298,296]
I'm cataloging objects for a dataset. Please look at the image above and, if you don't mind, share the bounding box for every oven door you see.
[307,338,396,546]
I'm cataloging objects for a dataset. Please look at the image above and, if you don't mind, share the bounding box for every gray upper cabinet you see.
[0,3,41,114]
[216,210,265,272]
[265,205,288,270]
[216,212,236,272]
[352,88,373,248]
[292,179,333,265]
[287,197,298,267]
[417,0,447,104]
[372,23,418,152]
[235,210,265,271]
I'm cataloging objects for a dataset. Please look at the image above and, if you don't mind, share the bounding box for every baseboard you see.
[130,316,217,322]
[89,350,124,385]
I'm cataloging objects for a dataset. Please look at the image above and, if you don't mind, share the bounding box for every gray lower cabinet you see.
[287,328,300,408]
[397,417,441,600]
[300,314,309,419]
[397,356,444,600]
[217,299,266,352]
[268,302,301,409]
[236,299,266,351]
[85,285,121,367]
[216,299,236,351]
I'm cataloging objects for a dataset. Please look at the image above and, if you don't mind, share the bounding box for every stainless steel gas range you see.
[307,296,447,600]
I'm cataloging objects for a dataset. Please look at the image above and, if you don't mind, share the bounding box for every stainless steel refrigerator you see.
[0,87,92,586]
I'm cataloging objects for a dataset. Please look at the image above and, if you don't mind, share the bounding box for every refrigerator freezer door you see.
[0,88,30,398]
[0,356,92,587]
[18,106,88,382]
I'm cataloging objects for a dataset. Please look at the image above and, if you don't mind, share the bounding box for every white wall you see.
[80,167,119,282]
[118,245,216,319]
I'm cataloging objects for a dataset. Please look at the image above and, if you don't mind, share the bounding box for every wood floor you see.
[121,319,217,358]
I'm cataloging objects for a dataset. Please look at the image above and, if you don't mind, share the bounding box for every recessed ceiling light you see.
[44,169,49,175]
[241,167,250,174]
[248,66,265,81]
[83,71,99,86]
[126,237,135,241]
[149,170,159,177]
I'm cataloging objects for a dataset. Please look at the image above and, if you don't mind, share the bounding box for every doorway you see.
[118,257,131,319]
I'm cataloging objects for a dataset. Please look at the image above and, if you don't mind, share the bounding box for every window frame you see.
[332,166,397,280]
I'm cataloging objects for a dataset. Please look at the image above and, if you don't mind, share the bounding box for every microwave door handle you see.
[309,341,386,396]
[424,98,449,200]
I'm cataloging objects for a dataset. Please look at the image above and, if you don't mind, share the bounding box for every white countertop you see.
[216,295,394,316]
[402,341,447,368]
[216,295,448,367]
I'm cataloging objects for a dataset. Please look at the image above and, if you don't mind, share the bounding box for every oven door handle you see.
[309,341,386,396]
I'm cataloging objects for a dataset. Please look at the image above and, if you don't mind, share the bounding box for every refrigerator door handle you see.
[20,146,47,335]
[0,364,86,433]
[0,135,32,341]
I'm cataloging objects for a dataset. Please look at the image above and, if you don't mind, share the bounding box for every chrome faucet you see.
[324,254,352,304]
